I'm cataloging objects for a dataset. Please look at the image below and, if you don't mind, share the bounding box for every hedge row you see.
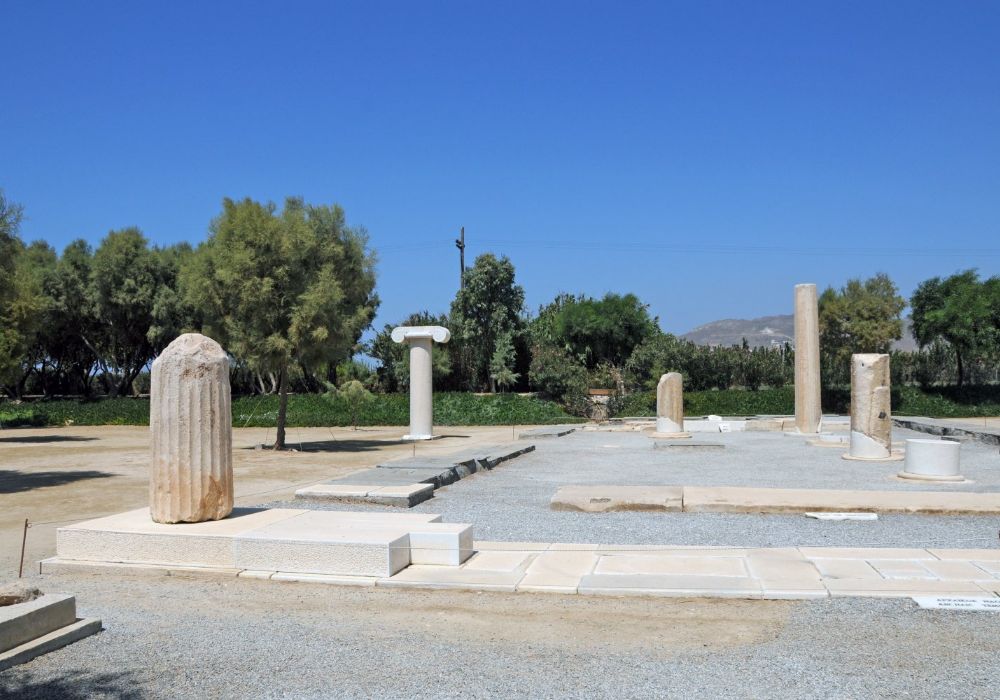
[616,385,1000,418]
[0,392,583,428]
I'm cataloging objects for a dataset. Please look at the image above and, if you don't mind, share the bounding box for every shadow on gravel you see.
[0,469,114,494]
[245,438,411,452]
[0,670,145,700]
[0,435,98,444]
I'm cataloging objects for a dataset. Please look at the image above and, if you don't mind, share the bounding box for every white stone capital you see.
[391,326,451,344]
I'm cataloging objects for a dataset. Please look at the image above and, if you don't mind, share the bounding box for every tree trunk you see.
[956,347,965,387]
[274,364,288,450]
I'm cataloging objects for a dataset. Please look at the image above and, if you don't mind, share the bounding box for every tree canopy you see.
[818,273,905,382]
[910,270,999,386]
[183,196,378,448]
[450,253,525,392]
[531,292,659,369]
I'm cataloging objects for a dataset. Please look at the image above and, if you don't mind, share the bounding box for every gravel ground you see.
[2,574,999,699]
[266,429,1000,549]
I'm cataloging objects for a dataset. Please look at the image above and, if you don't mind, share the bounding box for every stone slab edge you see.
[0,618,102,672]
[893,417,1000,446]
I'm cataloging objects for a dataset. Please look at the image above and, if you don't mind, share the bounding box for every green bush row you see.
[614,385,1000,418]
[0,392,582,428]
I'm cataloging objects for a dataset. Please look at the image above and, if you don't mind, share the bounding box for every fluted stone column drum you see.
[794,283,822,434]
[150,333,234,523]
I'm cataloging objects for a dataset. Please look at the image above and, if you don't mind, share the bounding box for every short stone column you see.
[652,372,689,438]
[845,353,893,460]
[150,333,233,524]
[391,326,450,440]
[794,283,822,434]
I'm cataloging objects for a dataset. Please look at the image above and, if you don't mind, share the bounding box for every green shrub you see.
[0,392,581,428]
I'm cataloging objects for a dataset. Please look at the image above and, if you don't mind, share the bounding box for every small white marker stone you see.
[804,512,878,521]
[912,597,1000,612]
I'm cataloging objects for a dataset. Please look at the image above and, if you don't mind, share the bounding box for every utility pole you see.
[455,226,466,292]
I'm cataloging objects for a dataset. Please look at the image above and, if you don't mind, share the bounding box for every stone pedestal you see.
[899,439,964,482]
[844,353,895,461]
[651,372,689,438]
[150,333,233,524]
[794,283,822,434]
[391,326,450,440]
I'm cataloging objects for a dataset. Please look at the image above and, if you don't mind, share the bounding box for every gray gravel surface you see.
[2,574,999,699]
[266,430,1000,549]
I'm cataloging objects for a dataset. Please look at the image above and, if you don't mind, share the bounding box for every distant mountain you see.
[681,315,918,351]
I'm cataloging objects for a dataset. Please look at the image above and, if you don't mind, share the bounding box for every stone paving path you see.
[376,542,1000,599]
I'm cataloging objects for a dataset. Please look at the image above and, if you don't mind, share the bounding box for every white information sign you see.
[912,596,1000,612]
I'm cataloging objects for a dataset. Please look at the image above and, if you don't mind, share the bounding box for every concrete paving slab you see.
[379,566,525,592]
[578,574,762,598]
[595,554,747,577]
[1,594,77,653]
[461,550,535,572]
[517,551,598,592]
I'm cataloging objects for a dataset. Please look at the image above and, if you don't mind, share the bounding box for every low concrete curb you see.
[517,426,577,439]
[893,417,1000,446]
[0,594,101,671]
[550,485,1000,514]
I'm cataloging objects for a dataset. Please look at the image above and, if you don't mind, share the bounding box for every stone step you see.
[517,426,576,439]
[1,594,77,654]
[54,507,474,578]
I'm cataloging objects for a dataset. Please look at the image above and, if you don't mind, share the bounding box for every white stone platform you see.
[51,508,474,578]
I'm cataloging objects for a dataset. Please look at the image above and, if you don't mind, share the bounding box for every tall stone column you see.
[794,283,822,434]
[846,353,892,460]
[391,326,451,440]
[150,333,233,524]
[652,372,689,438]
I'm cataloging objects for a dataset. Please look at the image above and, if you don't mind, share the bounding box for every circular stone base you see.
[897,470,967,482]
[649,432,691,439]
[842,451,905,462]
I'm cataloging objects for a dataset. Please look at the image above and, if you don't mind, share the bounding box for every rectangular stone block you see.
[235,528,411,578]
[518,551,598,592]
[1,594,77,653]
[409,524,474,566]
[56,507,303,568]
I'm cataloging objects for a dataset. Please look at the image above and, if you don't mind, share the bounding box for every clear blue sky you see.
[3,1,999,337]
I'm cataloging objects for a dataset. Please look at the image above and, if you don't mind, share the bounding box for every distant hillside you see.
[681,315,918,351]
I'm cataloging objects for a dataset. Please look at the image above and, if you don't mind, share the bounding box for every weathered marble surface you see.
[848,353,892,459]
[150,333,233,524]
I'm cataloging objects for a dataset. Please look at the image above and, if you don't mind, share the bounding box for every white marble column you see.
[846,353,892,460]
[391,326,450,440]
[794,283,822,434]
[150,333,233,524]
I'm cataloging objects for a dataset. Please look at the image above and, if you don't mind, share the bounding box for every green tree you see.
[489,329,519,391]
[12,241,57,395]
[325,379,374,430]
[531,292,659,369]
[910,270,997,386]
[0,190,26,387]
[45,241,100,394]
[87,228,165,395]
[450,254,525,392]
[184,197,378,449]
[818,273,906,383]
